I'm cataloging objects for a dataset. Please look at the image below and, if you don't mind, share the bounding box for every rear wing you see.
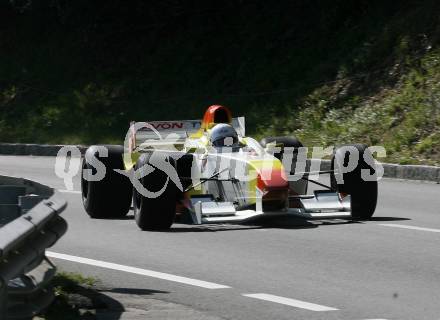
[129,117,245,151]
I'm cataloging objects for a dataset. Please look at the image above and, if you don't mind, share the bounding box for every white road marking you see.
[46,251,231,290]
[242,293,338,311]
[379,223,440,233]
[58,189,81,194]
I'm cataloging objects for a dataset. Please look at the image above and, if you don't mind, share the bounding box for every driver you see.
[209,123,240,149]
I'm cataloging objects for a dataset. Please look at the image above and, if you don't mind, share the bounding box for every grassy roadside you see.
[35,272,99,320]
[259,49,440,166]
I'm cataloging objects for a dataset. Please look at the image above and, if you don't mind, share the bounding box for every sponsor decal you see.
[147,122,184,130]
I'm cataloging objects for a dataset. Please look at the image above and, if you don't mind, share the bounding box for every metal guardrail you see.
[0,175,67,319]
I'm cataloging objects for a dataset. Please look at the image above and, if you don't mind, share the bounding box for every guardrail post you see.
[0,277,7,319]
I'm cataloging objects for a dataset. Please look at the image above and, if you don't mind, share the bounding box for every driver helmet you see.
[210,123,239,148]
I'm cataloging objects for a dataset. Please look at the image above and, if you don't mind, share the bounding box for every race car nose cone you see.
[257,168,289,191]
[257,168,289,211]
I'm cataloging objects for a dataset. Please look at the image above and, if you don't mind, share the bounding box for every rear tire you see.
[81,145,132,219]
[260,136,303,163]
[331,144,378,219]
[133,153,178,230]
[260,136,307,195]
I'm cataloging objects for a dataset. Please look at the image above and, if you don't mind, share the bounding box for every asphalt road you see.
[1,155,440,320]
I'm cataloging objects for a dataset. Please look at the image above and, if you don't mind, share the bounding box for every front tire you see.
[81,145,132,219]
[331,144,378,219]
[133,153,178,230]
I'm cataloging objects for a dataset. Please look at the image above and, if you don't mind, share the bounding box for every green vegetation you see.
[1,1,440,164]
[36,272,97,320]
[262,50,440,165]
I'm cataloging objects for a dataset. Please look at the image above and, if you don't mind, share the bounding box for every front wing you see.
[187,190,352,224]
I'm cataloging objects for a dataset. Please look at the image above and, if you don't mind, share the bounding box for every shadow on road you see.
[105,287,167,295]
[93,287,170,320]
[369,216,411,221]
[166,217,349,232]
[164,215,410,232]
[104,214,134,220]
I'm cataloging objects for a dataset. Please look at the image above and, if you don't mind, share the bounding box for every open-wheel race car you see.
[81,105,379,230]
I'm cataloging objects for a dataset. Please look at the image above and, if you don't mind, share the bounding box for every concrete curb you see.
[1,143,439,183]
[314,159,440,183]
[382,163,440,182]
[0,143,87,156]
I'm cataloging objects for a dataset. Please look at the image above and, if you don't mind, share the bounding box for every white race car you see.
[81,105,379,230]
